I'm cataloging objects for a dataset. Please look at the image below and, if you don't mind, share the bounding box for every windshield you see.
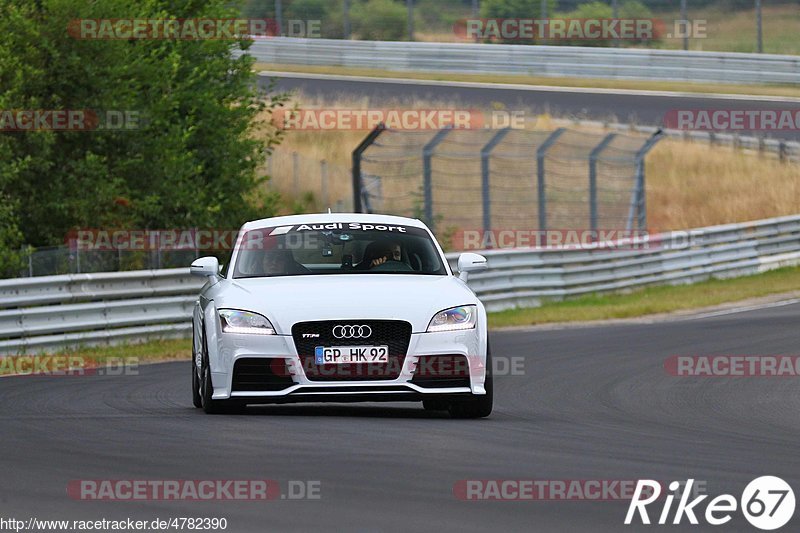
[232,222,448,278]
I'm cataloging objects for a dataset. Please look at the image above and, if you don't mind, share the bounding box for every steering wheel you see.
[369,260,414,272]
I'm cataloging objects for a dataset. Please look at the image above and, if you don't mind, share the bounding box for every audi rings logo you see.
[332,325,372,339]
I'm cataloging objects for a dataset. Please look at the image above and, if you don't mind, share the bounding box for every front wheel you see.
[448,345,493,419]
[191,335,202,408]
[199,327,244,415]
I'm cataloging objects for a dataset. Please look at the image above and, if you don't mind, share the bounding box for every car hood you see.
[214,274,479,334]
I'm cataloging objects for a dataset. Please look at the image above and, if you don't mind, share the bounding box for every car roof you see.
[241,213,429,231]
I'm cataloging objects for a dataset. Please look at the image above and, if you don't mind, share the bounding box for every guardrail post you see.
[536,128,566,232]
[589,133,617,239]
[627,130,664,231]
[422,127,452,229]
[351,123,385,213]
[480,128,512,236]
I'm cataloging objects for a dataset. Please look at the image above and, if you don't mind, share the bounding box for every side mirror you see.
[190,256,220,278]
[457,253,487,281]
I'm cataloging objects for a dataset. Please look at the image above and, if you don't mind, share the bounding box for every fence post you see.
[407,0,414,41]
[292,151,299,198]
[612,0,619,47]
[422,127,453,229]
[536,128,566,232]
[352,123,386,213]
[480,128,512,237]
[27,249,33,277]
[589,133,617,239]
[266,153,273,187]
[275,0,283,36]
[756,0,763,53]
[343,0,351,39]
[627,130,664,231]
[680,0,688,50]
[321,159,329,207]
[540,0,548,44]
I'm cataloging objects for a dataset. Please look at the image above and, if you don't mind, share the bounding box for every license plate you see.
[314,345,389,364]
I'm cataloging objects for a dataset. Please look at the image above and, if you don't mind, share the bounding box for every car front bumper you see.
[210,329,487,401]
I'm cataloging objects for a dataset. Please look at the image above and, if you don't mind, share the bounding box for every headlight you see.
[218,309,276,335]
[426,305,477,332]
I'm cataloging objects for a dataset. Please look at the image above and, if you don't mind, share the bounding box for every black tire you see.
[448,344,493,419]
[191,334,202,408]
[422,398,449,411]
[199,327,244,415]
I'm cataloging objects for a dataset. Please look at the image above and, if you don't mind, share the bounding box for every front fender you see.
[202,301,227,375]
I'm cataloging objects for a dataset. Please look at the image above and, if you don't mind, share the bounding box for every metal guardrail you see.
[0,270,202,353]
[2,214,800,353]
[246,38,800,85]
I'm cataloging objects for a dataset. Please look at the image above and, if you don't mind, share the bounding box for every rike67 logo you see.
[625,477,795,530]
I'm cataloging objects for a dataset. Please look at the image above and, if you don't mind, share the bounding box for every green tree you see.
[481,0,558,19]
[0,0,289,259]
[351,0,407,41]
[559,0,658,47]
[480,0,558,43]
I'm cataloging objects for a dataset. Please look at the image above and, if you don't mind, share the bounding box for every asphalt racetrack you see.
[2,301,799,532]
[260,72,800,142]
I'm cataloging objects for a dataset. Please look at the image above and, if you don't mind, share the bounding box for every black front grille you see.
[411,355,471,388]
[231,358,296,392]
[292,320,412,381]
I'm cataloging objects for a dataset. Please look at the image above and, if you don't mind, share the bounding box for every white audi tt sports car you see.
[190,213,491,418]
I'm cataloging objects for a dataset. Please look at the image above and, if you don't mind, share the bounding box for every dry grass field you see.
[415,4,800,56]
[259,95,800,232]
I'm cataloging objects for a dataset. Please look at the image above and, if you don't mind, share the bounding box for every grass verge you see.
[489,265,800,328]
[0,338,191,376]
[255,63,800,99]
